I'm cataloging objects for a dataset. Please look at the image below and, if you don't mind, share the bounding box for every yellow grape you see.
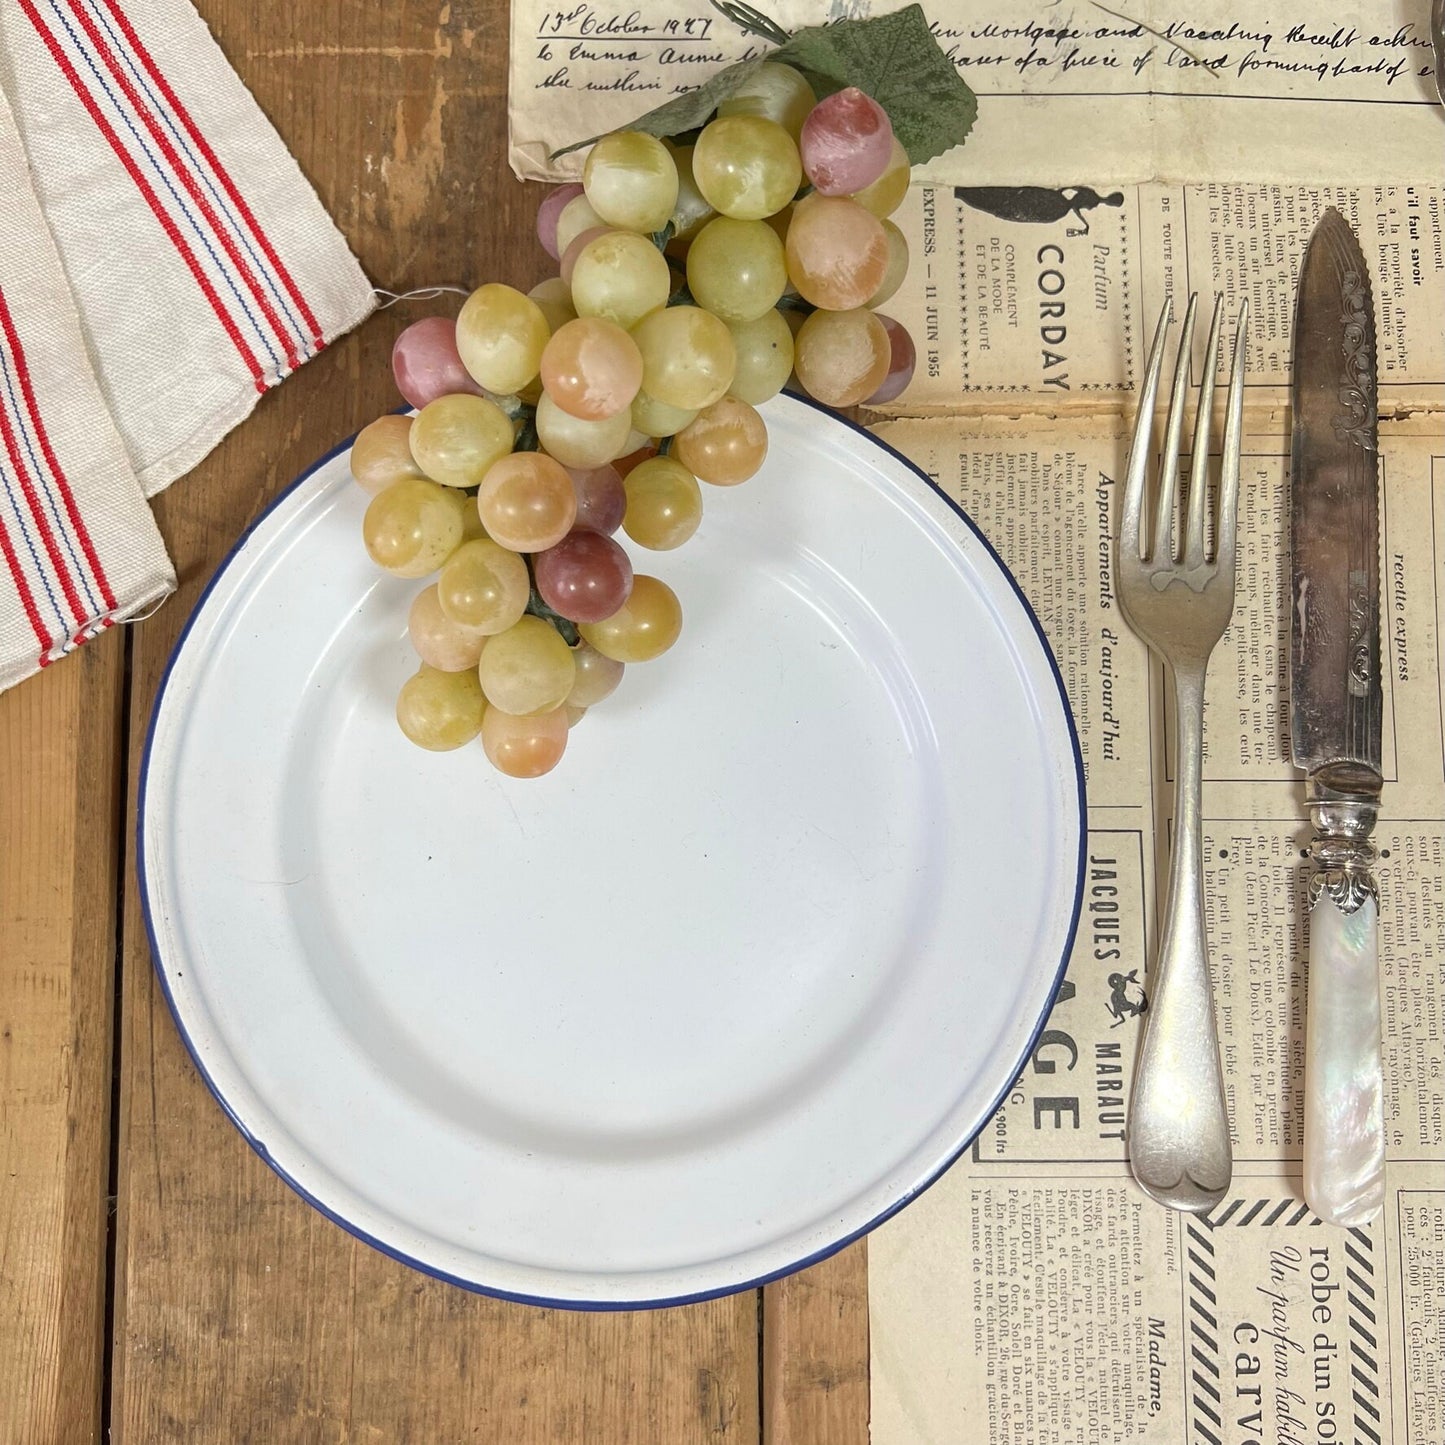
[568,230,672,330]
[631,306,736,411]
[409,394,514,488]
[583,131,678,233]
[478,615,576,715]
[540,317,643,422]
[535,392,635,469]
[692,116,801,220]
[851,136,910,218]
[528,276,577,332]
[727,309,794,405]
[351,414,423,494]
[363,477,467,578]
[554,194,607,258]
[578,574,681,662]
[475,450,578,552]
[793,307,890,407]
[408,584,488,670]
[456,284,550,394]
[437,538,530,633]
[622,456,703,549]
[631,388,697,438]
[868,219,909,307]
[481,705,569,778]
[396,665,486,750]
[716,62,816,143]
[567,640,625,706]
[673,396,768,486]
[784,194,888,310]
[685,217,788,324]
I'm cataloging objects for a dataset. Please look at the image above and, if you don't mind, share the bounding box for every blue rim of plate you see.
[137,390,1087,1311]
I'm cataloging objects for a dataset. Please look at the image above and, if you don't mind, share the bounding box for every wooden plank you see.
[0,634,126,1445]
[763,1243,870,1445]
[111,3,760,1440]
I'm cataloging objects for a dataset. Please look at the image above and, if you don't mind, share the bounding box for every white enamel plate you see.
[140,394,1083,1308]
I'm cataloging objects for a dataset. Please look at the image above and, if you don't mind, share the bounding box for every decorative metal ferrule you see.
[1305,775,1380,915]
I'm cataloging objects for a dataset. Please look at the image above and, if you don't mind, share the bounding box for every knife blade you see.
[1289,206,1386,1227]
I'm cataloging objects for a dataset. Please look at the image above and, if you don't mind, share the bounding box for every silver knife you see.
[1290,207,1386,1227]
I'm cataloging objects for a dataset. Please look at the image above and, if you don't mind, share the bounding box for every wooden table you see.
[0,3,869,1439]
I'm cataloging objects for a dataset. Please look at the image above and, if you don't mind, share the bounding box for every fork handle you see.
[1303,837,1385,1226]
[1128,665,1233,1212]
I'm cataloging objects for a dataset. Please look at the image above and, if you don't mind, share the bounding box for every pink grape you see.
[799,87,894,196]
[540,316,643,421]
[568,463,626,534]
[534,529,634,622]
[561,226,614,286]
[866,314,917,404]
[391,317,485,410]
[537,182,585,260]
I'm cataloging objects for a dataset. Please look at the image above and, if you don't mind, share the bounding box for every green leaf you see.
[551,56,769,159]
[773,5,976,167]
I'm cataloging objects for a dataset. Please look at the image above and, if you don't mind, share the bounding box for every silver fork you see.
[1118,293,1247,1213]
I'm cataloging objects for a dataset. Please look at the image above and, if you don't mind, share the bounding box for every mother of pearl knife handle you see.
[1303,838,1385,1227]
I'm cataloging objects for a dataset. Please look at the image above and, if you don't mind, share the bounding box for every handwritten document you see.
[508,1,1444,184]
[505,2,1445,1439]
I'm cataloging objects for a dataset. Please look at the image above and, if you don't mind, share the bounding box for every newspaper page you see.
[866,412,1445,1445]
[507,0,1444,186]
[883,182,1445,416]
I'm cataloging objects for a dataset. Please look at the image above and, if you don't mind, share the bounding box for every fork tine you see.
[1154,294,1198,562]
[1184,296,1226,566]
[1123,299,1172,561]
[1214,299,1248,569]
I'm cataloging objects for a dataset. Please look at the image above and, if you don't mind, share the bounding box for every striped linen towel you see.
[0,0,374,691]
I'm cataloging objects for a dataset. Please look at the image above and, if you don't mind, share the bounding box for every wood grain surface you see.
[1,3,871,1440]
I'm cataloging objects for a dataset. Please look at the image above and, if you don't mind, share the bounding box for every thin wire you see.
[372,285,470,309]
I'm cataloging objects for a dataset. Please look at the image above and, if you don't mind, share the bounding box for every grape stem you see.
[710,1,790,46]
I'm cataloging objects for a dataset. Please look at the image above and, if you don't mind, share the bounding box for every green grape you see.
[716,62,816,142]
[535,392,635,469]
[631,388,697,438]
[567,640,625,706]
[437,538,530,633]
[481,705,569,778]
[363,477,467,578]
[673,396,767,486]
[579,574,682,662]
[685,217,788,324]
[396,665,485,750]
[478,615,577,716]
[727,309,794,405]
[851,136,910,218]
[622,455,703,549]
[631,306,736,411]
[528,276,578,332]
[568,230,672,329]
[868,219,909,307]
[456,283,550,394]
[409,394,514,488]
[691,115,801,221]
[583,131,678,233]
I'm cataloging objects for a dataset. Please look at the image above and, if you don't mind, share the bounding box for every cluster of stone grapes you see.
[350,61,916,778]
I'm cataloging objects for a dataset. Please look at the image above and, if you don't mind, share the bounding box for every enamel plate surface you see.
[139,394,1084,1308]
